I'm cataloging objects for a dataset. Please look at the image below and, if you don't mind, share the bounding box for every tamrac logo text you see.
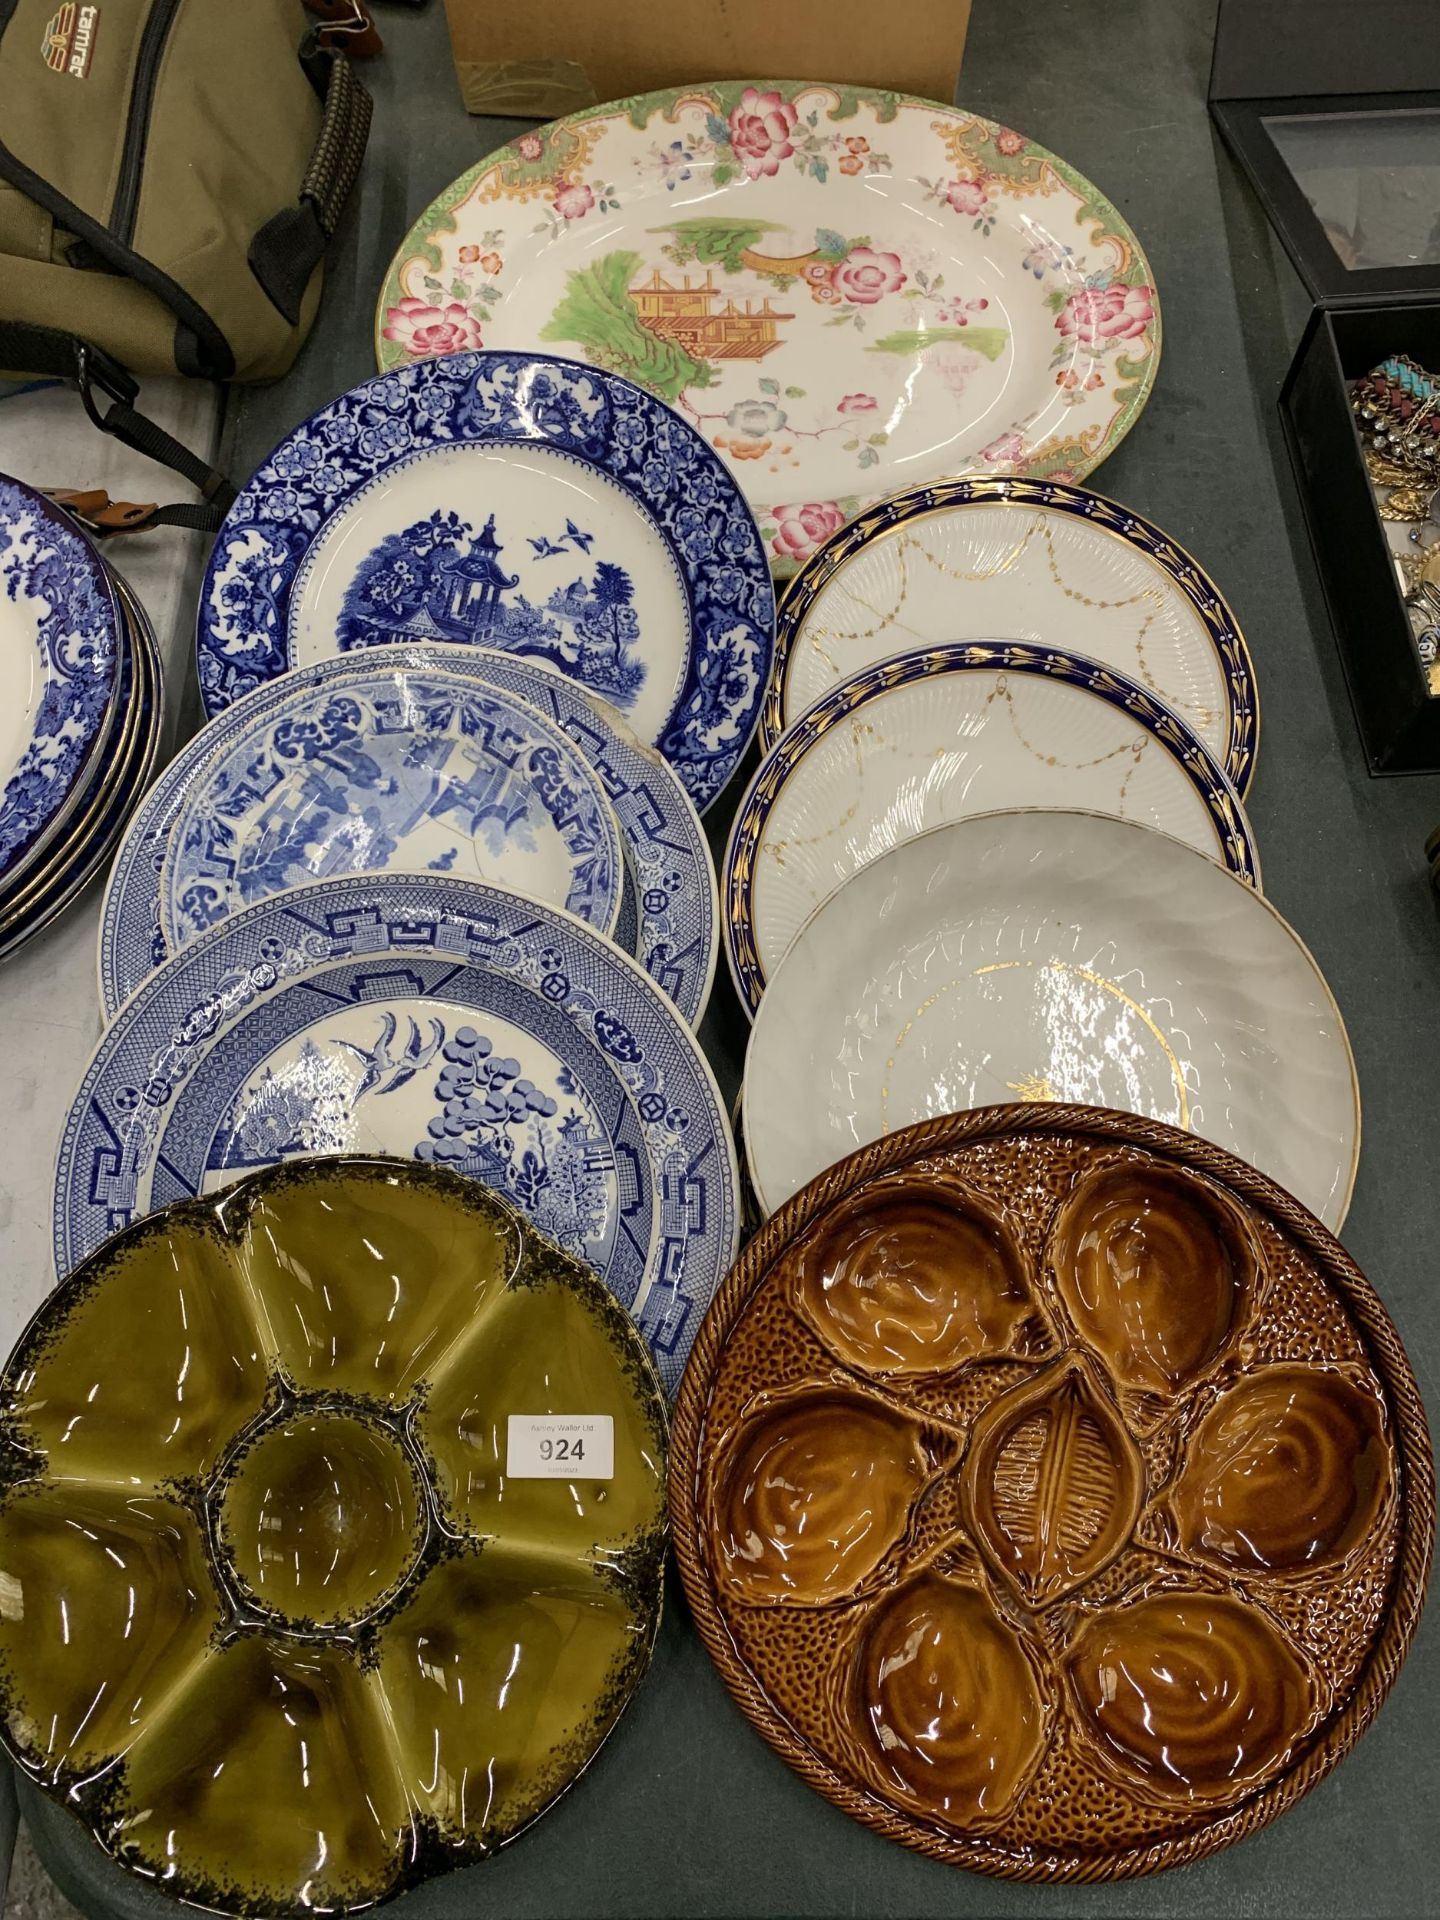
[42,4,99,78]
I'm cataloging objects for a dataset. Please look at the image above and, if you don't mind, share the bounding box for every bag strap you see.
[0,320,236,533]
[248,35,374,326]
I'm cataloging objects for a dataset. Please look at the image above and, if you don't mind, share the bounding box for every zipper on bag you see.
[109,0,181,245]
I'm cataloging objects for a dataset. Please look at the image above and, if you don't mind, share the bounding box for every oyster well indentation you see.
[214,1409,427,1630]
[1066,1591,1317,1807]
[845,1572,1049,1830]
[1171,1366,1389,1574]
[961,1355,1144,1607]
[793,1179,1042,1377]
[710,1390,932,1605]
[1049,1162,1263,1397]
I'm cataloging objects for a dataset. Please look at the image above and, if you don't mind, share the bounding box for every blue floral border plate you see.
[61,873,739,1392]
[195,353,776,812]
[0,575,160,959]
[98,643,718,1029]
[0,475,122,885]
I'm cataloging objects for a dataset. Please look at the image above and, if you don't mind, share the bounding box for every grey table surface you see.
[11,0,1440,1915]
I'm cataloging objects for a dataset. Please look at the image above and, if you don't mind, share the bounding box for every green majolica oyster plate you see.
[0,1157,668,1916]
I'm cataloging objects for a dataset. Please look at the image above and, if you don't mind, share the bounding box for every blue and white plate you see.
[159,654,624,954]
[0,474,122,886]
[196,352,776,811]
[98,643,719,1027]
[59,874,739,1391]
[0,579,164,961]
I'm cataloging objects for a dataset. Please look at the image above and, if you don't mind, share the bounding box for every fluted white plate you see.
[723,642,1259,1015]
[743,809,1358,1229]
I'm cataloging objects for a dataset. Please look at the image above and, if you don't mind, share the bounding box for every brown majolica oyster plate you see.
[670,1104,1434,1882]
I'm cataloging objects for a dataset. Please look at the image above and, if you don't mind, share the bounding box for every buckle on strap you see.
[73,341,140,434]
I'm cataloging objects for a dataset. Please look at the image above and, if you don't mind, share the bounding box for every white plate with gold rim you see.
[765,478,1257,790]
[742,809,1358,1230]
[724,642,1259,1015]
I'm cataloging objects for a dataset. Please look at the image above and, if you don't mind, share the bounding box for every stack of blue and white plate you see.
[0,474,163,962]
[73,350,774,1393]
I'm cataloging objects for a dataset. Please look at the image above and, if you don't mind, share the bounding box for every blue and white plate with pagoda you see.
[98,643,719,1028]
[58,874,739,1393]
[158,653,625,954]
[196,352,776,811]
[0,474,122,887]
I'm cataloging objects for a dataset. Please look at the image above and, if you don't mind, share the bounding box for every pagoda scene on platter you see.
[337,505,647,708]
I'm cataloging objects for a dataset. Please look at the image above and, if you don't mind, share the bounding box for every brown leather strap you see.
[42,487,218,538]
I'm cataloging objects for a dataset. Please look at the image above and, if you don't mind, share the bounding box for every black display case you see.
[1210,0,1440,772]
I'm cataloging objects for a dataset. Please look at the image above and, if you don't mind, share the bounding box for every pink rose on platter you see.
[994,127,1026,156]
[944,177,989,215]
[1055,282,1154,347]
[552,182,596,220]
[980,430,1026,466]
[729,87,799,179]
[837,394,878,415]
[381,297,483,358]
[770,500,846,564]
[832,246,907,305]
[517,133,545,161]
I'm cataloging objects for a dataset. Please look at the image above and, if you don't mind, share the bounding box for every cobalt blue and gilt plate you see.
[60,873,739,1391]
[98,643,719,1028]
[158,654,625,955]
[0,474,122,887]
[196,353,776,811]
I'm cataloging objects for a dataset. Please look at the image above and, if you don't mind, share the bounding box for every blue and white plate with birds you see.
[158,652,625,954]
[196,352,776,810]
[60,873,739,1392]
[97,643,719,1027]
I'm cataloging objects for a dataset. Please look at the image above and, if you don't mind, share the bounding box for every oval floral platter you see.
[58,874,739,1395]
[97,645,719,1031]
[196,353,774,812]
[376,87,1161,573]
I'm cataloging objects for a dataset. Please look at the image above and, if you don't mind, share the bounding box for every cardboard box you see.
[442,0,971,120]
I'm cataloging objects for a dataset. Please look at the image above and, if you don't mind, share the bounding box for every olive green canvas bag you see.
[0,0,371,528]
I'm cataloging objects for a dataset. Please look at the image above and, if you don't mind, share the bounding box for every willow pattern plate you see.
[197,353,774,811]
[743,810,1358,1230]
[375,87,1160,574]
[724,645,1259,1014]
[159,656,624,954]
[763,477,1258,790]
[0,475,122,886]
[59,875,739,1392]
[98,644,717,1028]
